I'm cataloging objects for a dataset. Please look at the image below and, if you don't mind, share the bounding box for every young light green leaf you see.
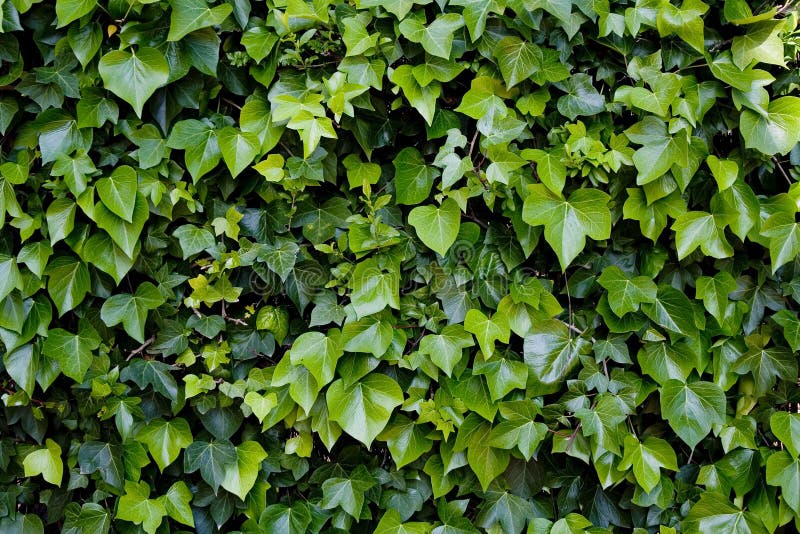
[597,266,657,317]
[23,439,63,486]
[619,435,677,493]
[464,308,510,358]
[220,441,267,499]
[136,418,193,472]
[116,480,167,534]
[167,0,232,42]
[660,380,726,448]
[96,165,137,222]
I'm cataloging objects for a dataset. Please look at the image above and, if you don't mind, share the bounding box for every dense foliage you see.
[2,0,800,532]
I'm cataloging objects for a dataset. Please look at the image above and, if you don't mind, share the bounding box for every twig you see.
[221,97,242,111]
[127,336,155,361]
[463,211,489,229]
[221,300,248,326]
[559,320,596,343]
[773,157,792,186]
[468,130,480,160]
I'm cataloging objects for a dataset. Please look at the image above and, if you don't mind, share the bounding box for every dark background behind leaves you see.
[1,0,800,532]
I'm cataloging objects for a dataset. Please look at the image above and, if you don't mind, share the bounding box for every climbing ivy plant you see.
[2,0,800,532]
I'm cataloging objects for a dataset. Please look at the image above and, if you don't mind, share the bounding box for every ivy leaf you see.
[286,111,337,159]
[220,441,267,499]
[0,254,22,303]
[135,418,193,472]
[597,266,657,316]
[766,450,800,515]
[389,65,441,126]
[374,509,433,534]
[42,320,101,383]
[167,0,232,42]
[774,310,800,351]
[116,480,167,534]
[706,155,739,191]
[393,147,440,205]
[326,373,403,447]
[418,324,474,377]
[476,491,537,534]
[161,481,194,528]
[733,345,796,397]
[761,213,800,273]
[740,96,800,156]
[166,119,222,182]
[619,435,677,493]
[96,165,137,223]
[660,380,726,448]
[120,359,179,402]
[642,285,699,337]
[556,74,606,121]
[523,320,591,395]
[55,0,97,27]
[183,439,237,493]
[290,330,344,387]
[732,20,785,69]
[379,414,434,469]
[100,282,165,343]
[78,441,125,491]
[342,315,393,357]
[62,503,111,534]
[398,12,464,59]
[173,224,216,259]
[462,419,510,490]
[216,127,260,178]
[770,412,800,458]
[474,357,528,401]
[257,237,299,281]
[521,147,566,195]
[93,192,149,259]
[673,211,733,260]
[464,309,510,358]
[259,504,312,534]
[696,272,738,326]
[451,0,502,40]
[23,439,63,487]
[320,465,376,518]
[98,48,169,117]
[45,254,90,316]
[494,36,540,88]
[522,184,611,270]
[409,198,461,256]
[488,400,547,460]
[81,233,136,285]
[684,492,768,534]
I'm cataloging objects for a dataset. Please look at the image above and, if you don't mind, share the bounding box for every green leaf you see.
[556,74,606,121]
[173,224,216,259]
[732,20,785,69]
[0,254,22,303]
[55,0,96,27]
[774,310,800,351]
[523,319,591,395]
[162,481,194,528]
[96,165,137,222]
[93,192,149,259]
[116,480,167,534]
[326,372,403,447]
[398,12,464,59]
[98,47,169,117]
[660,380,726,448]
[393,147,440,205]
[494,36,540,88]
[184,439,237,493]
[23,439,63,486]
[672,211,733,260]
[78,441,125,491]
[342,16,378,56]
[684,492,768,534]
[259,503,312,534]
[706,155,739,191]
[379,414,434,469]
[642,285,699,337]
[451,0,503,40]
[761,213,800,273]
[100,282,165,343]
[696,272,738,326]
[766,450,800,515]
[521,147,566,195]
[257,236,299,281]
[740,96,800,156]
[619,435,677,492]
[733,344,796,397]
[221,440,267,499]
[342,315,393,357]
[488,400,547,460]
[81,232,135,284]
[464,309,510,358]
[476,491,537,534]
[522,184,611,270]
[166,119,222,182]
[375,509,433,534]
[42,320,101,383]
[389,65,441,126]
[409,198,461,256]
[121,359,179,402]
[167,0,232,42]
[217,127,259,177]
[320,465,375,518]
[462,419,510,490]
[51,150,97,196]
[287,111,337,158]
[62,503,111,534]
[136,418,193,471]
[597,266,657,316]
[45,254,90,316]
[770,411,800,458]
[418,324,474,377]
[290,330,343,386]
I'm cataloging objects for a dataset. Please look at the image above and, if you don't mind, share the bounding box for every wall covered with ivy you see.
[1,0,800,532]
